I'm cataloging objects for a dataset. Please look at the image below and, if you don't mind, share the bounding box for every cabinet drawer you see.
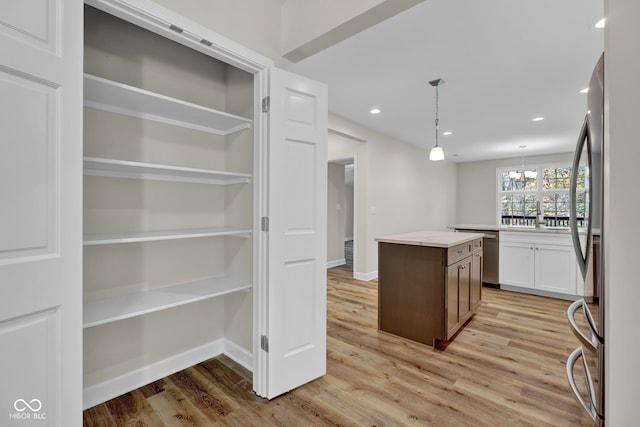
[448,242,473,265]
[472,238,483,252]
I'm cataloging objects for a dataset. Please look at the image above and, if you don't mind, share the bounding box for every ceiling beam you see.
[281,0,425,62]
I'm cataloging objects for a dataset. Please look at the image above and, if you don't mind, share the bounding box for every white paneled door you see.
[264,68,328,398]
[0,0,83,425]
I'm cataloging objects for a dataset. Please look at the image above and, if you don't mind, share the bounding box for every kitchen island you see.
[376,231,484,347]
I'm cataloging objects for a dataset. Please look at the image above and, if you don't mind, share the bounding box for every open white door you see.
[263,68,328,398]
[0,1,83,424]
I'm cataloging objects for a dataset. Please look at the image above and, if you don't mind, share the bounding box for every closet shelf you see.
[83,276,252,328]
[83,74,252,135]
[84,157,251,184]
[84,227,251,246]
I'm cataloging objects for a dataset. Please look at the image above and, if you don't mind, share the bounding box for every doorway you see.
[327,155,357,277]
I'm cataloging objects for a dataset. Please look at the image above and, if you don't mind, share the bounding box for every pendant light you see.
[429,78,445,161]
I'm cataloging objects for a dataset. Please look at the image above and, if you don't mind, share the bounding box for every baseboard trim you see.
[355,270,378,281]
[83,339,253,410]
[500,284,580,301]
[327,258,346,269]
[223,339,253,372]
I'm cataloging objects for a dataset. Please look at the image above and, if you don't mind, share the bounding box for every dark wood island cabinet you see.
[376,231,484,347]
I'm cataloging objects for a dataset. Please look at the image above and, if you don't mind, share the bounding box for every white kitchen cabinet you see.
[82,0,327,410]
[499,231,580,298]
[499,241,535,289]
[534,243,577,294]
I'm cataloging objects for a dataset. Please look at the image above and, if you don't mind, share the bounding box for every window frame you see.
[496,162,587,227]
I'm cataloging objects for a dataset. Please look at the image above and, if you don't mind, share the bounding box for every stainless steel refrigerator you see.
[566,52,604,426]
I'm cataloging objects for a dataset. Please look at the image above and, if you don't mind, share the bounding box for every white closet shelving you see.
[84,157,252,185]
[83,276,252,328]
[84,73,252,135]
[83,61,254,329]
[83,227,251,246]
[82,4,262,406]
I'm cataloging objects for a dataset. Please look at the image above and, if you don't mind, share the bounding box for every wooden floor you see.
[84,265,592,426]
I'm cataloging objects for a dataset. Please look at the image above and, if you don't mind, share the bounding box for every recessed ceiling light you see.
[580,88,589,94]
[531,117,544,122]
[370,108,381,114]
[443,131,453,136]
[595,18,605,28]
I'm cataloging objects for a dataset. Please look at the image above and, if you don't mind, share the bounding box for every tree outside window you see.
[497,164,587,227]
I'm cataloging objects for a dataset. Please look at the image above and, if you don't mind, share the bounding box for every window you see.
[497,163,587,227]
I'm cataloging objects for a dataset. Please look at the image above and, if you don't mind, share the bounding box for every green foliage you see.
[499,164,588,226]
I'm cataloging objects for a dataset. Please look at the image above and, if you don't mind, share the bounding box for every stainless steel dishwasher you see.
[455,229,499,286]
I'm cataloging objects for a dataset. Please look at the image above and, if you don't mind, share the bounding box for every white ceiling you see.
[294,0,604,163]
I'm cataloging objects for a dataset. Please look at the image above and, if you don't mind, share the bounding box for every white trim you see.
[224,340,253,372]
[328,154,356,163]
[253,66,270,398]
[83,338,250,409]
[327,258,346,269]
[328,127,366,143]
[344,237,353,242]
[86,0,273,73]
[500,284,580,301]
[355,270,378,281]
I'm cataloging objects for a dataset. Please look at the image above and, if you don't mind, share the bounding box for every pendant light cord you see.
[434,85,439,147]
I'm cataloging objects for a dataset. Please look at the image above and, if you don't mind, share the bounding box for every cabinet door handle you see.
[530,247,534,250]
[536,247,539,251]
[457,250,463,254]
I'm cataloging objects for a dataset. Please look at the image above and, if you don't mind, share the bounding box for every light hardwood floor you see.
[84,265,593,426]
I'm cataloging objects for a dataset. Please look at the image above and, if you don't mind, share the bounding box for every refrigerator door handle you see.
[567,299,602,352]
[570,116,592,280]
[566,346,597,421]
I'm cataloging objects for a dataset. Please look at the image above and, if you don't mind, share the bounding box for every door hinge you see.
[261,335,269,352]
[262,96,270,113]
[261,216,269,232]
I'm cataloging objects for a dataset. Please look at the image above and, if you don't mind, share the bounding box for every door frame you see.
[85,0,274,397]
[328,154,359,278]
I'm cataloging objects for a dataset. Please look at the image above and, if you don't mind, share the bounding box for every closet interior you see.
[82,5,256,403]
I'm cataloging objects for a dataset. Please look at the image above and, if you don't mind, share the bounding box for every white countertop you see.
[448,223,578,235]
[448,224,502,231]
[375,230,484,248]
